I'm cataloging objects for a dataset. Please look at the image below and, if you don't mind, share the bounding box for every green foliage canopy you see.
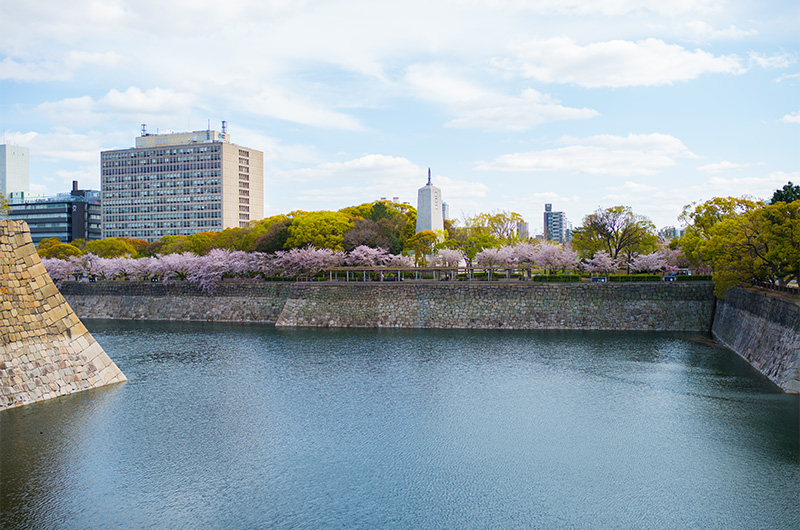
[285,210,354,250]
[701,201,799,295]
[771,181,800,204]
[570,206,658,261]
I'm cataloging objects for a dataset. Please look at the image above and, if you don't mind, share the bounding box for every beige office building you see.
[101,127,263,241]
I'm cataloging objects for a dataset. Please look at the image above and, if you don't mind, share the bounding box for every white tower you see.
[416,168,444,234]
[0,145,30,199]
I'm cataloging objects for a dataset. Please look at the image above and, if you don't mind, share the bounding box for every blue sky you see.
[1,0,798,235]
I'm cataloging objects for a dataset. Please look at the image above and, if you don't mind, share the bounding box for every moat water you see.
[1,321,798,528]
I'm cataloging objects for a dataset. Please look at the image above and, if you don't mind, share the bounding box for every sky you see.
[1,0,798,235]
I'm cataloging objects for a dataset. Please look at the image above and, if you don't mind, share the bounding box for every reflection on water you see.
[2,321,798,528]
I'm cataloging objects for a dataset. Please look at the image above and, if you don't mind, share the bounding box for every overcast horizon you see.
[1,0,798,235]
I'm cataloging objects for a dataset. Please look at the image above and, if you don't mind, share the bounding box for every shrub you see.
[608,274,660,282]
[532,275,581,282]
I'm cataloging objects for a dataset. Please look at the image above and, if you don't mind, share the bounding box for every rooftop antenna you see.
[141,123,147,137]
[222,120,227,134]
[427,168,431,185]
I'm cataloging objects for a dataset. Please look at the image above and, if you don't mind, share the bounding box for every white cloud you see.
[749,52,795,69]
[780,111,800,124]
[470,0,722,16]
[476,133,695,176]
[277,154,486,208]
[405,65,598,131]
[775,73,800,83]
[498,37,746,87]
[445,89,599,131]
[0,57,72,82]
[235,87,364,131]
[694,173,795,200]
[687,21,757,40]
[697,160,765,173]
[34,87,196,129]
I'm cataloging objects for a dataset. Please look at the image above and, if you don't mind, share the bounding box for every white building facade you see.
[416,169,444,234]
[101,127,263,241]
[0,145,30,200]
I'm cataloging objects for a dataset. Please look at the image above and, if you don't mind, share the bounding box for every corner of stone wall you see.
[712,288,800,394]
[0,220,127,410]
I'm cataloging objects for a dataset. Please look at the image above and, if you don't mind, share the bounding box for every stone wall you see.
[61,280,715,331]
[0,221,126,411]
[61,281,293,323]
[712,288,800,393]
[276,282,715,330]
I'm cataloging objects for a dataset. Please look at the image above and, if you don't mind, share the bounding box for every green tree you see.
[39,242,83,259]
[571,206,658,262]
[254,217,292,252]
[702,201,799,295]
[0,192,10,217]
[406,230,439,265]
[674,196,762,267]
[37,237,63,255]
[771,181,800,204]
[83,238,137,258]
[464,211,525,245]
[285,211,354,250]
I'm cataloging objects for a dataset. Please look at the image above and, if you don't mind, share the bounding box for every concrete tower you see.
[416,168,444,234]
[0,145,30,200]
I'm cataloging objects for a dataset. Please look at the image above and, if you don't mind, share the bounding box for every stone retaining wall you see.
[61,280,292,323]
[712,288,800,393]
[61,280,715,331]
[276,282,714,330]
[0,221,126,410]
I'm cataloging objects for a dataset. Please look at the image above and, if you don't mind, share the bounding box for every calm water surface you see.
[1,321,798,528]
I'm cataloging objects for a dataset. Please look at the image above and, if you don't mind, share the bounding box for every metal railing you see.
[752,279,800,295]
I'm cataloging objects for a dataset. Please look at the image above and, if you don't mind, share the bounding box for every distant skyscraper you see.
[442,202,450,221]
[543,203,570,244]
[101,126,263,241]
[416,168,444,234]
[517,221,530,240]
[0,145,30,200]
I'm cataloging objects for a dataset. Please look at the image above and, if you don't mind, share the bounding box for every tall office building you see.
[543,203,570,244]
[101,126,263,241]
[0,144,30,200]
[416,169,444,234]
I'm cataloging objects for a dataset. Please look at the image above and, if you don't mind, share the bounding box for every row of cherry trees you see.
[42,245,415,291]
[469,242,684,274]
[43,242,685,292]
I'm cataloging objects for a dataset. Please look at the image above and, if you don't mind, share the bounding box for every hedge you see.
[676,274,712,281]
[608,274,661,282]
[532,275,581,282]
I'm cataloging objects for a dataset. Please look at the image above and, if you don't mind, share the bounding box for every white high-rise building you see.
[416,168,444,234]
[0,145,30,200]
[543,203,570,243]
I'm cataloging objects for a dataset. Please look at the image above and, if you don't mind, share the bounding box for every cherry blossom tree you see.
[584,251,617,274]
[345,245,391,267]
[475,246,516,268]
[433,248,465,267]
[41,258,75,283]
[512,242,538,267]
[630,252,668,273]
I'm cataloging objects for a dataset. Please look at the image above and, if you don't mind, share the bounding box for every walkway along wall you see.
[712,288,800,393]
[0,221,126,411]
